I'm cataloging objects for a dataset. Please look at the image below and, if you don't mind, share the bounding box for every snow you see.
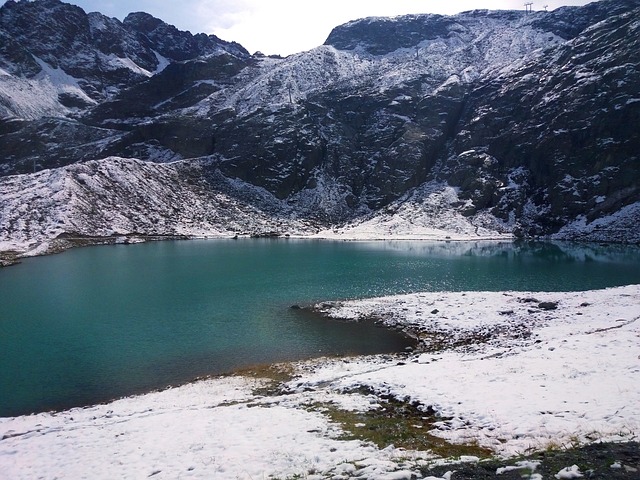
[106,54,153,77]
[555,464,584,478]
[496,460,540,474]
[152,51,171,74]
[310,286,640,456]
[0,56,96,119]
[1,284,638,479]
[314,182,514,241]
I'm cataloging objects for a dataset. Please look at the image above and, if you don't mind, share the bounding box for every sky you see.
[2,0,597,55]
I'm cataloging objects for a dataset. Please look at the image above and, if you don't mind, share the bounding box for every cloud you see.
[195,0,252,30]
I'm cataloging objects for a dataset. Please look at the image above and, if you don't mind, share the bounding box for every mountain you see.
[1,0,639,260]
[0,0,248,118]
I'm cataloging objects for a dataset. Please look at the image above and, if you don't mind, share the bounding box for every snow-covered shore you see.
[1,285,638,479]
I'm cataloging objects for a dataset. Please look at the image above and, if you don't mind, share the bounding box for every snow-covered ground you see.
[1,285,638,479]
[314,182,515,241]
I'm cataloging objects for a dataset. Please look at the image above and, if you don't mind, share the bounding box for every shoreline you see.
[4,228,638,269]
[1,284,638,479]
[0,229,515,263]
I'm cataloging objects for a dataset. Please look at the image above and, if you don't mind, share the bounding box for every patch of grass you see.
[232,362,297,397]
[311,390,493,459]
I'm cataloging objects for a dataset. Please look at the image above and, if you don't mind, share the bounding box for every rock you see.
[521,297,540,304]
[539,301,559,311]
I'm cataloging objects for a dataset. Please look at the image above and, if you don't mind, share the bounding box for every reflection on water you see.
[1,239,639,417]
[355,239,640,263]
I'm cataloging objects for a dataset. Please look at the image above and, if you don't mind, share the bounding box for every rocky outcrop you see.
[122,12,248,61]
[442,5,640,236]
[324,13,458,55]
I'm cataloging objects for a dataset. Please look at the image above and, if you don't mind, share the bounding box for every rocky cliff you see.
[1,0,639,257]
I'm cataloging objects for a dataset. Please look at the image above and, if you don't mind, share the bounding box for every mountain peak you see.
[0,0,250,112]
[122,10,249,60]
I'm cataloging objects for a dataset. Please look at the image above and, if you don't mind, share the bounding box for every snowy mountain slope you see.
[440,4,640,239]
[220,12,562,116]
[0,157,319,257]
[0,0,248,120]
[91,9,565,124]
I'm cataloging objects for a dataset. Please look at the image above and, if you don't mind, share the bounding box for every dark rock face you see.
[0,0,638,242]
[0,28,41,76]
[324,14,457,55]
[445,6,640,235]
[122,12,248,61]
[0,118,127,174]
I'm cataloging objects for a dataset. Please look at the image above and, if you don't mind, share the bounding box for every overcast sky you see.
[3,0,597,55]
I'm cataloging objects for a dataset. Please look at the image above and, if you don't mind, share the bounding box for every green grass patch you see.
[232,362,297,397]
[313,390,494,459]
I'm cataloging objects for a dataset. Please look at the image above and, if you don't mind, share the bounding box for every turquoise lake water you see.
[1,239,640,417]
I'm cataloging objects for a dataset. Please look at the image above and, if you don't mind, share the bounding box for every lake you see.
[1,239,640,417]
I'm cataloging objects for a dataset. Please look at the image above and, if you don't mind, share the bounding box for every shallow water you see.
[1,239,639,417]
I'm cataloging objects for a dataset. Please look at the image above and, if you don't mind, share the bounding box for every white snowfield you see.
[1,285,638,479]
